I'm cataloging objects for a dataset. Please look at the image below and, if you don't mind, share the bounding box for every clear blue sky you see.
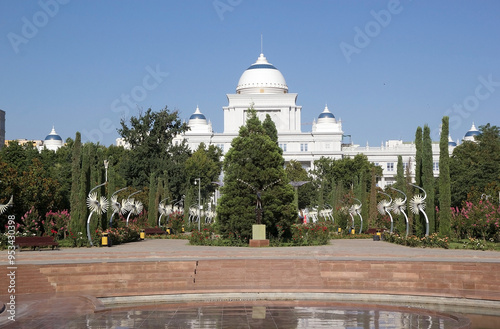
[1,0,499,146]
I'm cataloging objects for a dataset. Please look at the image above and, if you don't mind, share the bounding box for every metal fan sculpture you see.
[124,198,143,226]
[108,187,127,228]
[157,197,169,227]
[122,190,142,227]
[0,195,14,215]
[319,204,334,223]
[409,184,429,236]
[188,204,199,224]
[390,187,409,237]
[377,191,393,233]
[349,198,363,233]
[86,185,109,246]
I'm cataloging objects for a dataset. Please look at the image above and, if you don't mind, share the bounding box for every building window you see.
[403,162,408,171]
[279,143,287,152]
[433,162,439,171]
[387,163,394,172]
[216,144,224,152]
[325,143,330,149]
[300,143,308,152]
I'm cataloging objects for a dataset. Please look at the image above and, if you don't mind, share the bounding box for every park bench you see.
[366,228,385,241]
[15,236,59,251]
[144,227,166,235]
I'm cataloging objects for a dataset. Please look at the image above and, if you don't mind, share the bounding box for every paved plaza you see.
[0,239,499,328]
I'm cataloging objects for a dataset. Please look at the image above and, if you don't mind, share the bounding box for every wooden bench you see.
[365,228,384,235]
[15,236,59,251]
[144,227,166,235]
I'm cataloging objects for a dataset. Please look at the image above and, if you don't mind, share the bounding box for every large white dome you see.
[236,53,288,94]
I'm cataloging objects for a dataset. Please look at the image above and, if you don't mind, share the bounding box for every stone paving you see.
[6,238,500,265]
[0,238,499,328]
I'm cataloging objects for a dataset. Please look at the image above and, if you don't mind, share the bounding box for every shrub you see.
[290,223,330,246]
[43,210,71,240]
[383,232,449,249]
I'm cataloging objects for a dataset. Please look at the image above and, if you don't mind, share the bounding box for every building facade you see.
[169,53,476,188]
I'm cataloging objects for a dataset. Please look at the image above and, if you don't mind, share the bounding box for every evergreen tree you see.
[263,114,278,144]
[368,167,377,228]
[147,172,157,226]
[422,125,435,234]
[413,127,423,235]
[415,127,423,187]
[77,144,91,234]
[450,124,500,206]
[284,160,314,210]
[216,110,295,239]
[395,155,404,190]
[439,116,451,236]
[70,132,82,232]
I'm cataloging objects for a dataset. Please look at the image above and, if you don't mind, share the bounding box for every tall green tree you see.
[438,117,451,236]
[216,110,295,239]
[148,172,157,226]
[395,155,405,191]
[263,114,278,144]
[285,160,314,211]
[450,123,500,206]
[184,143,223,207]
[368,167,378,228]
[414,127,423,187]
[422,125,435,234]
[69,133,82,232]
[118,107,190,189]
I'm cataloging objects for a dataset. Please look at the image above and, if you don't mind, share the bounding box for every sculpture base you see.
[249,239,269,247]
[252,224,266,240]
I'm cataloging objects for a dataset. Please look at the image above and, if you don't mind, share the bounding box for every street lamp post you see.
[194,178,201,231]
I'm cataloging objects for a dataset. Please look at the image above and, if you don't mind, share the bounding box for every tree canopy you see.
[450,123,500,206]
[216,110,295,239]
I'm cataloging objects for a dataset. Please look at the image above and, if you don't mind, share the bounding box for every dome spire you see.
[261,34,263,55]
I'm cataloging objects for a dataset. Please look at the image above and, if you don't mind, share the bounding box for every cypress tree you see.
[368,167,377,228]
[148,172,157,226]
[415,127,423,187]
[438,116,451,236]
[422,125,435,234]
[77,144,91,234]
[217,110,295,239]
[414,127,423,235]
[70,132,82,232]
[263,114,278,144]
[395,155,404,190]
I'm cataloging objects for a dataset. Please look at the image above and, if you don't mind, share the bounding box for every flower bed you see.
[383,232,449,249]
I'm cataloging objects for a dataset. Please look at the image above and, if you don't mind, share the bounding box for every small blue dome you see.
[448,141,457,147]
[247,63,278,70]
[318,112,335,119]
[45,134,62,141]
[464,130,480,137]
[189,113,206,120]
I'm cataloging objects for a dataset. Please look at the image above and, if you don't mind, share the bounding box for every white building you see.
[169,53,478,188]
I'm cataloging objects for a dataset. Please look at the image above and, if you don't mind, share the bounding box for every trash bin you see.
[102,232,109,246]
[140,229,145,240]
[337,227,342,234]
[350,227,355,235]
